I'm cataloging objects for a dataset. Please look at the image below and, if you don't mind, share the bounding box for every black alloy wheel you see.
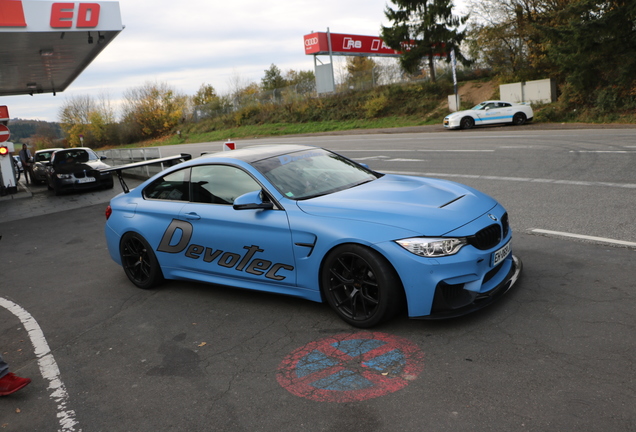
[120,232,163,289]
[321,244,402,328]
[512,112,527,125]
[460,116,475,129]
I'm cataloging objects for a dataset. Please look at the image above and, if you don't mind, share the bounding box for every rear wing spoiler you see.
[101,153,191,193]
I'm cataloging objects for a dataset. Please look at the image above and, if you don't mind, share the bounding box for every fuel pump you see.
[0,106,18,195]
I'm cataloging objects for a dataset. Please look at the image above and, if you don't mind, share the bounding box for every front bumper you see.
[443,117,460,129]
[419,254,522,319]
[54,172,113,191]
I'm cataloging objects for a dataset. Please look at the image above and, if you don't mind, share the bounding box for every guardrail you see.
[97,148,164,179]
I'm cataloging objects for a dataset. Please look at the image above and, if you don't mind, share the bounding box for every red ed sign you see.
[0,0,27,27]
[50,2,101,28]
[304,32,400,57]
[0,1,101,28]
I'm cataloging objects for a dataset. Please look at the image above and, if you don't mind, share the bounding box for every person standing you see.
[0,353,31,396]
[18,144,34,185]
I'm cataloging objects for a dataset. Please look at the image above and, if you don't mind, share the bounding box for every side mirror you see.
[233,190,274,211]
[100,156,108,161]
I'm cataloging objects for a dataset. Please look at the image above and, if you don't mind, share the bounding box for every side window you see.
[191,165,261,205]
[143,168,190,201]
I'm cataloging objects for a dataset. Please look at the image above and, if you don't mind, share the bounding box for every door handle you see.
[184,212,201,220]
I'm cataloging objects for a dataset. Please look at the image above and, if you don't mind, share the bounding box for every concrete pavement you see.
[0,177,143,223]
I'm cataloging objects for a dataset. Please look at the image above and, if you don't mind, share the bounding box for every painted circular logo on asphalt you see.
[277,332,424,402]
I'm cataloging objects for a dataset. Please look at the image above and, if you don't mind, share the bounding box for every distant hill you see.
[8,118,63,143]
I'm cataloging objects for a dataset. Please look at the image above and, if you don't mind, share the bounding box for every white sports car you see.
[444,100,534,130]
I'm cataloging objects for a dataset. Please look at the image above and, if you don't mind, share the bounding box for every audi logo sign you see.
[305,37,319,47]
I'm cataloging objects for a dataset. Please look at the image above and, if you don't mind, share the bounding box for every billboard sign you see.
[304,32,446,58]
[304,32,401,57]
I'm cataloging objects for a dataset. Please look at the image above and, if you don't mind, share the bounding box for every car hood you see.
[53,161,110,174]
[295,174,497,236]
[445,109,476,119]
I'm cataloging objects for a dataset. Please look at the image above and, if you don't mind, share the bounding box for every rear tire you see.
[53,182,63,196]
[12,160,20,181]
[512,112,527,125]
[321,244,403,328]
[120,232,164,289]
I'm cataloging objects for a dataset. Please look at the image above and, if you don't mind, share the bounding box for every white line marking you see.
[345,149,494,152]
[571,150,635,153]
[384,171,636,189]
[0,297,81,432]
[530,229,636,248]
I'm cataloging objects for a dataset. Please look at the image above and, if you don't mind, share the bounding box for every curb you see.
[0,181,33,201]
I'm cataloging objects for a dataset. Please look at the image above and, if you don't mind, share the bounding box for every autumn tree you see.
[191,83,231,119]
[58,93,117,148]
[467,0,636,108]
[192,83,218,106]
[285,69,315,94]
[121,81,187,141]
[382,0,469,81]
[344,57,379,89]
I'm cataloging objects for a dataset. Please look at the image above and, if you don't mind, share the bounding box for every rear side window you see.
[190,165,261,205]
[36,152,54,162]
[143,168,190,201]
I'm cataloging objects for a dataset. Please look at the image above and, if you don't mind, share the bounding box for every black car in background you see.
[32,148,63,184]
[46,148,114,195]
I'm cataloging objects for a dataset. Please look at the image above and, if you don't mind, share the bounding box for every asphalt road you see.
[0,125,635,432]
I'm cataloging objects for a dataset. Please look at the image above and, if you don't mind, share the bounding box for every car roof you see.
[35,147,64,153]
[199,144,317,163]
[55,147,92,152]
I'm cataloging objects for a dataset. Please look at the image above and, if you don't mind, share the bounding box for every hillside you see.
[7,119,63,143]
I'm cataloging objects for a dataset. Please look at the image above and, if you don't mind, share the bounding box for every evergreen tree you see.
[261,64,287,91]
[381,0,469,81]
[536,0,636,107]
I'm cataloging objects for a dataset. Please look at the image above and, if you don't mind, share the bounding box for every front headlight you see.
[395,237,468,257]
[56,173,73,179]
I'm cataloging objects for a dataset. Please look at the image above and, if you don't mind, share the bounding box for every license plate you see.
[492,241,511,267]
[77,177,95,184]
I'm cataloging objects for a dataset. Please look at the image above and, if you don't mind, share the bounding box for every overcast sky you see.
[3,0,468,123]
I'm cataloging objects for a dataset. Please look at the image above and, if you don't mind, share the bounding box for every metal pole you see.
[451,49,459,111]
[327,27,335,92]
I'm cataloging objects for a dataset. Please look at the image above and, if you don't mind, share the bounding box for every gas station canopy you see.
[0,1,123,97]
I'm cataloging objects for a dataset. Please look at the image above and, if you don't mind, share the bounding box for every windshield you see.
[35,151,55,162]
[53,149,98,166]
[252,148,380,200]
[471,102,488,110]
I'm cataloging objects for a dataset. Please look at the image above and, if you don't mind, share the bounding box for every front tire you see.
[320,244,403,328]
[460,116,475,129]
[120,232,164,289]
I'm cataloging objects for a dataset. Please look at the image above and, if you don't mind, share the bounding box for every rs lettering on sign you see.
[343,37,362,50]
